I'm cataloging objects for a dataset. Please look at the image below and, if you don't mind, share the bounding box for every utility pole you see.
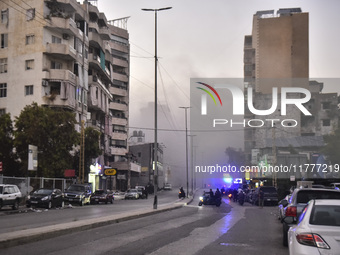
[79,120,85,184]
[179,106,190,198]
[142,6,172,209]
[272,125,277,187]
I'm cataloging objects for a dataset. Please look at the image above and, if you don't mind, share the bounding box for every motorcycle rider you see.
[179,187,186,198]
[215,188,221,199]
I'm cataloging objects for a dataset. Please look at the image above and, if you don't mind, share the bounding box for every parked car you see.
[0,184,22,210]
[64,183,92,206]
[288,199,340,254]
[90,189,114,204]
[330,183,340,190]
[164,183,172,190]
[278,194,291,221]
[26,188,64,209]
[252,186,278,206]
[125,189,140,199]
[281,188,340,246]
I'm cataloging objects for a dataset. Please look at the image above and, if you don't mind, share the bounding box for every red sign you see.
[64,169,75,177]
[0,161,2,172]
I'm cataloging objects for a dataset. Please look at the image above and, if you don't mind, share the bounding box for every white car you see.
[288,199,340,255]
[0,184,22,210]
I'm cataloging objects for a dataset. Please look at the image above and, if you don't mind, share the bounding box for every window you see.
[25,59,34,70]
[0,83,7,97]
[26,9,35,21]
[51,61,62,69]
[52,35,62,44]
[322,119,331,126]
[1,33,8,48]
[0,58,7,73]
[25,85,33,96]
[26,34,35,45]
[1,9,8,24]
[0,108,5,116]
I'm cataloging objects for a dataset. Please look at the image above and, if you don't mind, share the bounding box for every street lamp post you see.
[179,107,190,198]
[188,135,196,195]
[142,7,172,209]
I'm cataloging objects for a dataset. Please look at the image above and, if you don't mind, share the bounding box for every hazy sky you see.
[93,0,340,184]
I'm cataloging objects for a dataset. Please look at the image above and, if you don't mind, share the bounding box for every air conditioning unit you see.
[76,22,81,28]
[93,55,97,60]
[62,33,70,40]
[42,80,49,87]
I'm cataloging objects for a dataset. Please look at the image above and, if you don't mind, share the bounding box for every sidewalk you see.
[0,197,193,249]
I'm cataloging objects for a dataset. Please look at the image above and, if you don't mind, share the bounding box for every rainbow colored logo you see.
[196,82,223,106]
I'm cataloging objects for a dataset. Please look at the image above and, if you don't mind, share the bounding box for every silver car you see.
[288,199,340,255]
[0,184,22,210]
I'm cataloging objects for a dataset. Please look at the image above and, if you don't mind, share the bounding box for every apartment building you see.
[243,8,339,170]
[0,0,134,188]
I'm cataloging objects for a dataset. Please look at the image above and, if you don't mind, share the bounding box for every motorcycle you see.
[178,189,186,199]
[238,191,245,206]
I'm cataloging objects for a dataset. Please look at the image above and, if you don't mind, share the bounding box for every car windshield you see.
[34,189,53,195]
[297,190,340,204]
[67,185,85,192]
[94,190,105,195]
[128,189,137,193]
[310,205,340,226]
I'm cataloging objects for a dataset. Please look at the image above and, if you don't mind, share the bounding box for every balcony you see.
[110,101,128,112]
[112,132,127,140]
[44,69,76,84]
[110,147,127,156]
[113,57,128,68]
[111,71,128,82]
[47,17,78,36]
[112,116,127,126]
[109,41,129,54]
[110,86,127,97]
[46,43,76,60]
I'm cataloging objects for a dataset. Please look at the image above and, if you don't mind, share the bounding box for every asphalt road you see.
[0,189,180,235]
[0,193,289,255]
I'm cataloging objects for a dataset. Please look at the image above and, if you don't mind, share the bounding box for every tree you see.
[322,128,340,165]
[84,127,102,175]
[225,147,245,168]
[0,113,20,176]
[14,103,79,177]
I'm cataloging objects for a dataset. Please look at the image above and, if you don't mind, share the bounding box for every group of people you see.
[208,188,222,199]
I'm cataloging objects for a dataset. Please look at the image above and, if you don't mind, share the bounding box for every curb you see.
[0,199,193,249]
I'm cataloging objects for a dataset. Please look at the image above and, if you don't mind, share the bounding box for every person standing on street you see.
[259,189,264,208]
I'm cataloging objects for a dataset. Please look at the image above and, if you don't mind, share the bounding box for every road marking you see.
[147,204,246,255]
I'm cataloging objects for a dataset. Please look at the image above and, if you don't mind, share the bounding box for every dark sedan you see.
[90,190,114,204]
[26,188,64,209]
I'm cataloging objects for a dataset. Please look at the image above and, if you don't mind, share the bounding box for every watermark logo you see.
[197,83,312,116]
[196,82,222,115]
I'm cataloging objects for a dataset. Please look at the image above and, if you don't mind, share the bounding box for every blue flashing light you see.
[224,178,233,184]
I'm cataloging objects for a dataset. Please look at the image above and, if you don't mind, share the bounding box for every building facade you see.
[243,9,339,178]
[0,0,132,189]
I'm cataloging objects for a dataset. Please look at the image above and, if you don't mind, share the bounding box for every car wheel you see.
[0,200,2,209]
[12,200,19,210]
[105,199,108,204]
[47,201,52,209]
[198,202,202,206]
